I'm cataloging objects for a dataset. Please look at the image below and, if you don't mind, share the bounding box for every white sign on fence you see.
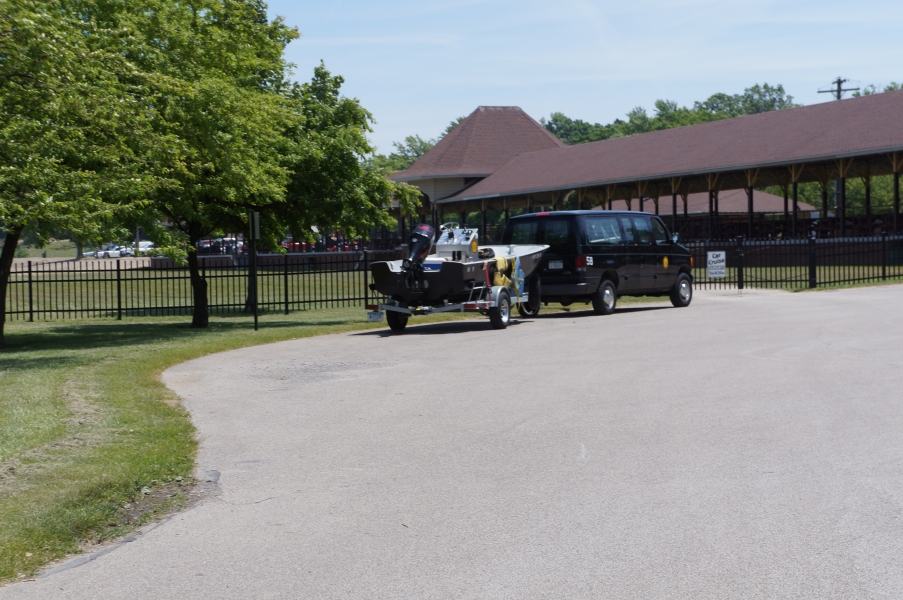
[707,251,726,278]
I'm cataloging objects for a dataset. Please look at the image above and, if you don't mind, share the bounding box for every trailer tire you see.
[591,279,617,315]
[489,289,511,329]
[386,310,408,332]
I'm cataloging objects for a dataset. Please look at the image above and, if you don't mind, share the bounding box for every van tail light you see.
[536,212,550,217]
[575,255,587,271]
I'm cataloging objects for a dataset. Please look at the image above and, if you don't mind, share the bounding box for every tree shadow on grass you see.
[1,317,358,356]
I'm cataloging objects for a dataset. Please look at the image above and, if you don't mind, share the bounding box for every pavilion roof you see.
[442,91,903,203]
[389,106,565,182]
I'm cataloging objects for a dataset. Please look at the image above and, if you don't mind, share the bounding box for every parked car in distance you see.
[136,241,155,255]
[500,210,694,317]
[95,244,123,259]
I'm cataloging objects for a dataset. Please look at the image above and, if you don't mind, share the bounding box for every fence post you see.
[284,253,289,315]
[882,232,887,281]
[363,250,369,307]
[735,237,744,290]
[27,261,34,322]
[808,236,817,289]
[116,259,122,320]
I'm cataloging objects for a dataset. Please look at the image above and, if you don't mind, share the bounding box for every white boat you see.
[368,223,548,332]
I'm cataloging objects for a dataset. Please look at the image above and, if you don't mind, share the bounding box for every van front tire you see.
[670,273,693,307]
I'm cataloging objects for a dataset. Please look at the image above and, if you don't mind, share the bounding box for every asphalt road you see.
[4,286,903,599]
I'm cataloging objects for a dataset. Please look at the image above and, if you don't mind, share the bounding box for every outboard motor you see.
[405,224,435,267]
[402,223,435,290]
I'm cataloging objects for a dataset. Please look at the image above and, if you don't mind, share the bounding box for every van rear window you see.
[543,219,574,251]
[509,221,539,244]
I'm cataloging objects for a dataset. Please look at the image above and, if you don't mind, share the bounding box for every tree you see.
[543,83,798,145]
[0,0,163,348]
[278,64,420,246]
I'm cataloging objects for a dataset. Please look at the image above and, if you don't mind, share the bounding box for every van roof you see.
[509,210,658,219]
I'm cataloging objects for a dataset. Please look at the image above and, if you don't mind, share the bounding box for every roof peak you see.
[390,106,564,182]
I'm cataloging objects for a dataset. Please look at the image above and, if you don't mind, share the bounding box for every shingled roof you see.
[442,91,903,203]
[390,106,565,182]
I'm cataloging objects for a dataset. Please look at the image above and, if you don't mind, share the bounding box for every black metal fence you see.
[5,250,401,321]
[688,234,903,290]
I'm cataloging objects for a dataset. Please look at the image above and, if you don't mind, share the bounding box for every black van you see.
[500,210,693,316]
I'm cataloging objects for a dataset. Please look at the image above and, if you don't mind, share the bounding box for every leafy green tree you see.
[0,0,163,348]
[543,83,798,145]
[279,64,421,246]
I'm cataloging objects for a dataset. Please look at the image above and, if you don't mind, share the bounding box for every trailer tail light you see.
[690,257,694,267]
[575,255,587,271]
[366,304,379,310]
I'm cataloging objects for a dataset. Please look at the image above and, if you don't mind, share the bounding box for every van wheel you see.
[517,276,541,317]
[592,280,617,315]
[386,310,408,332]
[489,289,511,329]
[670,273,693,307]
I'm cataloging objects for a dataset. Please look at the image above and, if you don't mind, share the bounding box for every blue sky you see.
[266,1,902,153]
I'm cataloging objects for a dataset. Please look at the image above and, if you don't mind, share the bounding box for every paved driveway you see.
[4,286,903,599]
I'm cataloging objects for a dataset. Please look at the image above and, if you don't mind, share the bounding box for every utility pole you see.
[818,78,860,217]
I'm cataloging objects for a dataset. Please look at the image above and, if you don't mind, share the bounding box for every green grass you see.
[16,240,80,259]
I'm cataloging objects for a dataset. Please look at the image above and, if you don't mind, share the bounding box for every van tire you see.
[518,276,541,317]
[670,273,693,307]
[592,280,617,315]
[386,310,408,332]
[489,289,511,329]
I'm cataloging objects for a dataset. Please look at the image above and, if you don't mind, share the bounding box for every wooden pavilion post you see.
[704,173,720,239]
[891,153,903,234]
[635,181,648,214]
[503,198,510,227]
[481,199,488,242]
[460,210,466,228]
[669,177,682,232]
[836,158,853,237]
[788,164,805,238]
[745,169,759,239]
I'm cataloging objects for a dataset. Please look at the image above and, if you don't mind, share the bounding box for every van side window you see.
[651,218,669,243]
[543,219,574,252]
[631,216,654,244]
[584,216,623,245]
[509,221,539,244]
[618,216,637,244]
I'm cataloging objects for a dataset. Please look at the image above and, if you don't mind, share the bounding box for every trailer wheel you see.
[386,310,408,332]
[489,289,511,329]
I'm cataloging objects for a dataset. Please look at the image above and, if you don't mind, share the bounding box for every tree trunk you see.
[187,245,209,329]
[75,239,83,260]
[0,226,24,349]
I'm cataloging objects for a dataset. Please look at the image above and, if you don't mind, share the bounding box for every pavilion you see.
[391,91,903,240]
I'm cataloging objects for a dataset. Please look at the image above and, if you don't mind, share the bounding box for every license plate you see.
[367,311,384,322]
[548,260,563,270]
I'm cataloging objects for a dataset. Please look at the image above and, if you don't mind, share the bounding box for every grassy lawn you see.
[15,240,80,259]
